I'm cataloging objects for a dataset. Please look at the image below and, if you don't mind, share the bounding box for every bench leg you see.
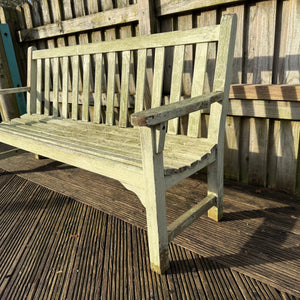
[140,126,169,274]
[207,160,223,221]
[145,190,169,274]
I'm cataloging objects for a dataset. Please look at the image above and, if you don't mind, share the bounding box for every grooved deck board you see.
[0,144,299,298]
[0,169,296,299]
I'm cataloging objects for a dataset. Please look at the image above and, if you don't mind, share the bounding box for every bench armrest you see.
[0,87,30,95]
[131,91,224,127]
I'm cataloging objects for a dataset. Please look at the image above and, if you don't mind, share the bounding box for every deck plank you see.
[0,145,299,298]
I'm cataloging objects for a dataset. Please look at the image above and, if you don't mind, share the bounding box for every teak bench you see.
[0,14,236,273]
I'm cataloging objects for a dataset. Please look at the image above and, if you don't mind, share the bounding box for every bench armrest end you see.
[131,91,224,127]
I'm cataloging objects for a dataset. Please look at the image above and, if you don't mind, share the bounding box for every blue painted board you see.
[0,23,26,115]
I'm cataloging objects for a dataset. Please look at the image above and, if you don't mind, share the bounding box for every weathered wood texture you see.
[0,153,299,298]
[0,168,298,299]
[0,0,299,195]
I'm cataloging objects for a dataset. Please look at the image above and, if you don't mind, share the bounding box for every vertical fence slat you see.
[82,54,91,122]
[223,5,244,84]
[248,118,269,186]
[283,0,300,84]
[119,50,131,127]
[167,45,184,135]
[151,47,165,108]
[276,121,300,193]
[119,0,136,97]
[224,116,240,180]
[62,56,69,118]
[246,1,276,186]
[94,53,103,124]
[106,52,116,125]
[74,0,89,93]
[72,55,79,120]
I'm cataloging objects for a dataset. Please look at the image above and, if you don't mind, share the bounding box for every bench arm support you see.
[0,87,30,95]
[131,91,224,127]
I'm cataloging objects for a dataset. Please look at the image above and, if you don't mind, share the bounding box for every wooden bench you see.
[0,14,236,273]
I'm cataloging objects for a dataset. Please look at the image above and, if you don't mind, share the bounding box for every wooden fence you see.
[0,0,299,195]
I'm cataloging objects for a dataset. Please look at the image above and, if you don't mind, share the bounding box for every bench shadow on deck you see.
[0,145,299,299]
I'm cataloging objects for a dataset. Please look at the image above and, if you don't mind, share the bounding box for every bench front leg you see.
[139,124,169,274]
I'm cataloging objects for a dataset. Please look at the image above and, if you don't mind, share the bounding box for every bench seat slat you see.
[6,120,214,171]
[0,126,143,188]
[4,116,216,175]
[18,114,217,153]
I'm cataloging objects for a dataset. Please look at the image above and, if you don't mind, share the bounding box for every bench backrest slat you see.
[62,56,69,119]
[106,52,116,125]
[71,55,79,120]
[168,45,185,134]
[82,54,91,122]
[27,15,237,142]
[208,14,236,145]
[119,50,131,127]
[27,46,37,115]
[135,49,147,114]
[44,58,50,116]
[36,58,43,115]
[94,53,103,124]
[187,42,209,137]
[152,47,165,109]
[52,57,59,117]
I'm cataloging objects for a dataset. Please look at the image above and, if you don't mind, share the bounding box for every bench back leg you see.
[207,15,237,221]
[140,126,169,274]
[207,160,223,221]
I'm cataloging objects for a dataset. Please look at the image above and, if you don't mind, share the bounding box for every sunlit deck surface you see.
[0,143,299,299]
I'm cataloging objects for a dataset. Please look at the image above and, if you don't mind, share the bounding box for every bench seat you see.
[0,114,216,187]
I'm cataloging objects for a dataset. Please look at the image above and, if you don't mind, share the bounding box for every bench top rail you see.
[32,25,220,60]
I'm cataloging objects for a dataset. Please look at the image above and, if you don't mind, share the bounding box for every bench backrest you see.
[27,14,236,141]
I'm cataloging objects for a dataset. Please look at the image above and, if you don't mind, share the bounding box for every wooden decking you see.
[0,144,300,299]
